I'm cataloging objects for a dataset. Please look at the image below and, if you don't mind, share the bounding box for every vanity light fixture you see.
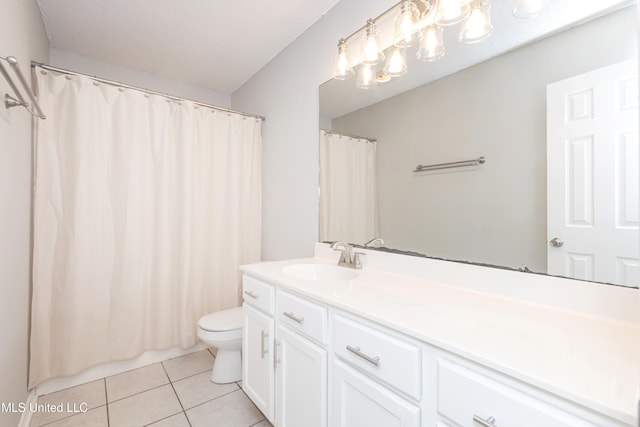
[394,0,422,47]
[417,24,446,61]
[459,0,493,44]
[332,0,554,89]
[332,39,354,80]
[384,46,408,77]
[436,0,471,26]
[356,63,376,89]
[362,20,385,65]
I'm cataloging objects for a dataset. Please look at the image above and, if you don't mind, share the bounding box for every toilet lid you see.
[198,306,243,332]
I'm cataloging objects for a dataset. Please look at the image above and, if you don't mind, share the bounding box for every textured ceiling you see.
[36,0,341,94]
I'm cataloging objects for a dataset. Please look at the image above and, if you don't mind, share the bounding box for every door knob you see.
[550,237,564,247]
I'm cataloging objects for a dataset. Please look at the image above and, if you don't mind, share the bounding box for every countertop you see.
[240,256,640,426]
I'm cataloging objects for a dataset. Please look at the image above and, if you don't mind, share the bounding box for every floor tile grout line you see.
[36,404,107,427]
[34,351,224,427]
[180,386,242,413]
[140,410,186,427]
[160,360,193,427]
[161,349,216,384]
[103,379,110,427]
[106,381,170,405]
[165,368,214,385]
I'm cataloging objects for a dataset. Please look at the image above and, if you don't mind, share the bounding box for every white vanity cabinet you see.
[274,290,328,427]
[242,276,276,422]
[331,312,421,427]
[241,265,637,427]
[242,275,328,427]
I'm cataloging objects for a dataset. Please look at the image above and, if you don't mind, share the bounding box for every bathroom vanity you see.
[240,244,640,427]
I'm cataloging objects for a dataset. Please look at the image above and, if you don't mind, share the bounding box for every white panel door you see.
[547,60,639,286]
[275,324,327,427]
[242,303,275,422]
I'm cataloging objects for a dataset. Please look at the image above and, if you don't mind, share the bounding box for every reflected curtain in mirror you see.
[319,130,379,244]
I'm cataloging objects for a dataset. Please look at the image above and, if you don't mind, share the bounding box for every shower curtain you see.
[319,130,379,244]
[29,68,261,388]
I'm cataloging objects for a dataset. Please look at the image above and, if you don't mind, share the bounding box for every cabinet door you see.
[243,303,274,422]
[275,324,327,427]
[331,360,420,427]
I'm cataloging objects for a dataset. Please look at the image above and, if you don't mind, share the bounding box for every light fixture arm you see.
[418,0,438,22]
[339,1,408,45]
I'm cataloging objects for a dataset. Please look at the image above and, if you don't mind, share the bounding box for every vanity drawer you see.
[242,275,275,315]
[276,290,328,345]
[333,313,421,400]
[437,359,599,427]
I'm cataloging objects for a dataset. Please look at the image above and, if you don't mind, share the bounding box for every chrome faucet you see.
[330,241,365,269]
[364,237,384,247]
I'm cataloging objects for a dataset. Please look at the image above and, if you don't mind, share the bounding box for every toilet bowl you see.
[197,306,243,384]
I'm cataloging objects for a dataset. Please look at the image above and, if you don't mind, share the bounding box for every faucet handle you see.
[353,251,366,269]
[331,241,351,264]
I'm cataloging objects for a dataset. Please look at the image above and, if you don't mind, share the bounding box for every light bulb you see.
[362,20,384,65]
[512,0,553,19]
[332,39,354,80]
[459,1,493,44]
[436,0,471,26]
[384,47,407,77]
[394,0,420,48]
[417,24,445,62]
[356,64,376,89]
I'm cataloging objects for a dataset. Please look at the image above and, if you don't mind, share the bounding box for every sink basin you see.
[282,263,357,282]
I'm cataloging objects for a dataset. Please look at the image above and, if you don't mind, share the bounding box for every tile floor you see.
[29,349,273,427]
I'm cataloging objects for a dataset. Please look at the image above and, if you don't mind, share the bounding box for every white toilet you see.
[197,306,243,384]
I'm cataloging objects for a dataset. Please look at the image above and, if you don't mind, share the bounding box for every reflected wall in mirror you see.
[319,1,639,287]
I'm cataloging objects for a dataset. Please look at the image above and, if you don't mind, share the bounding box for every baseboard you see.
[16,389,38,427]
[35,343,207,396]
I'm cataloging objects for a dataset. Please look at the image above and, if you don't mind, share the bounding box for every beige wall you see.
[330,7,637,272]
[0,0,49,425]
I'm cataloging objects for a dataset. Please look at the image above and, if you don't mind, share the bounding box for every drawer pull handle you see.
[473,415,497,427]
[244,290,259,299]
[346,345,380,367]
[260,330,269,359]
[283,311,305,324]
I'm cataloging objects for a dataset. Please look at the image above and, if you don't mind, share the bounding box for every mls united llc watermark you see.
[2,401,88,414]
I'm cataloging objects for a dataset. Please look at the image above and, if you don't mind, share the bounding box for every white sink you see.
[282,263,358,282]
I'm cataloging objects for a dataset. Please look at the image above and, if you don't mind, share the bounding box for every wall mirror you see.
[319,0,639,287]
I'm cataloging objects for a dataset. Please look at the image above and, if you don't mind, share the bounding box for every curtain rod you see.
[321,129,377,142]
[31,61,266,122]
